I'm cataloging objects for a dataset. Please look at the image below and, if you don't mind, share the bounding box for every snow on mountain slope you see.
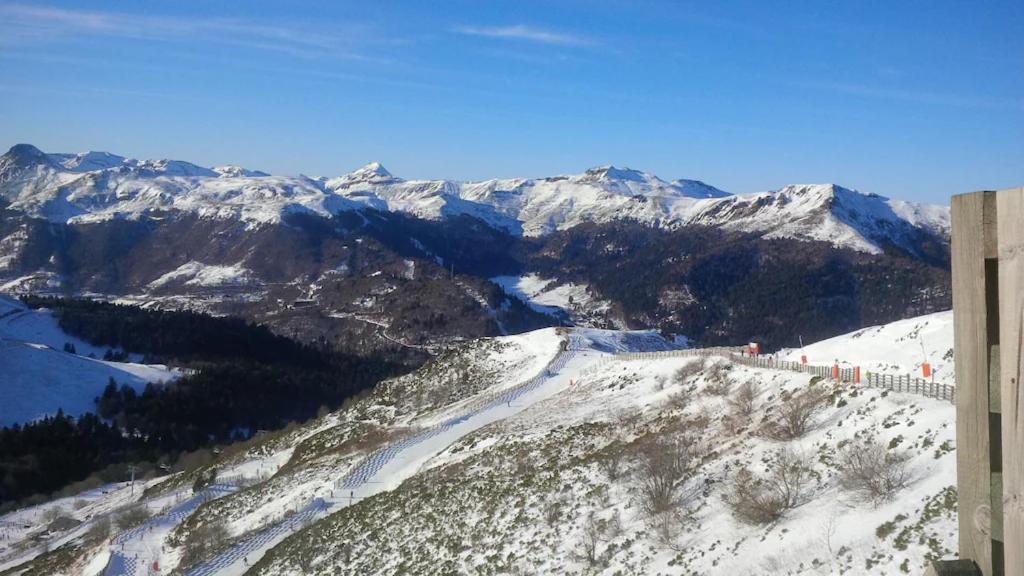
[687,183,950,254]
[147,261,257,290]
[48,151,127,172]
[491,273,619,327]
[250,324,956,575]
[0,145,357,226]
[1,145,948,253]
[0,295,179,426]
[782,309,954,386]
[0,340,178,427]
[1,317,957,575]
[0,294,117,358]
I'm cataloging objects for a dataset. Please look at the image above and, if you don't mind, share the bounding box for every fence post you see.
[951,189,998,574]
[997,187,1024,575]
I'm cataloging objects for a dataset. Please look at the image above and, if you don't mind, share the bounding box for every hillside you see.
[0,314,957,575]
[0,295,179,426]
[781,310,954,387]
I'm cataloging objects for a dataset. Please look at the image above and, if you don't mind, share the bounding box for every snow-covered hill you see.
[781,310,954,386]
[1,313,958,575]
[0,295,179,426]
[0,144,949,253]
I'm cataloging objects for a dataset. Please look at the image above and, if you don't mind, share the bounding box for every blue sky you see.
[0,1,1020,203]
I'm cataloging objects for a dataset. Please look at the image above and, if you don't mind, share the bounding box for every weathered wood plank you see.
[952,191,994,574]
[997,187,1024,576]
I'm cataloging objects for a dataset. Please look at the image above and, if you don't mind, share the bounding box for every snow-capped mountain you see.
[687,183,951,255]
[0,144,948,254]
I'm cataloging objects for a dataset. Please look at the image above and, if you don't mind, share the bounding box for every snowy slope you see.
[491,273,619,327]
[687,183,951,254]
[0,295,179,426]
[1,145,948,253]
[1,316,958,575]
[781,309,954,386]
[250,322,956,575]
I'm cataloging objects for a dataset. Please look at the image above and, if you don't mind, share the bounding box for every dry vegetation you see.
[759,385,830,440]
[837,437,912,504]
[724,448,813,525]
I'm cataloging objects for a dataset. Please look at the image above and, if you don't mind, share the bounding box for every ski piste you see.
[182,333,586,576]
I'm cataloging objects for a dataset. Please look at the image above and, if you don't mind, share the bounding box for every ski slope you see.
[183,332,597,576]
[781,310,954,386]
[0,317,959,575]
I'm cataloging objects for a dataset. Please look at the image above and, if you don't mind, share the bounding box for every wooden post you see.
[997,187,1024,576]
[952,190,996,574]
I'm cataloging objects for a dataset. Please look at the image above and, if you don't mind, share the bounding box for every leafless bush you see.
[180,519,230,568]
[724,449,813,525]
[636,438,702,518]
[615,408,643,433]
[672,360,704,385]
[543,493,571,528]
[760,386,829,440]
[115,505,152,531]
[42,506,65,522]
[597,445,625,481]
[837,438,911,503]
[84,517,111,545]
[666,385,695,412]
[573,512,622,569]
[704,359,730,384]
[727,380,760,417]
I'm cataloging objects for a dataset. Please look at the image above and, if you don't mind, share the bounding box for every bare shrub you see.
[666,385,695,412]
[704,359,730,383]
[721,413,744,436]
[760,386,829,440]
[727,380,760,417]
[705,379,731,396]
[573,511,622,569]
[597,445,625,481]
[543,493,571,528]
[724,449,813,525]
[180,519,230,568]
[84,517,111,545]
[837,438,911,503]
[672,360,703,385]
[115,505,151,531]
[42,506,64,523]
[636,438,702,518]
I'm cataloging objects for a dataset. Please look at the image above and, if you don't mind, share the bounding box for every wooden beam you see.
[952,191,994,574]
[997,187,1024,576]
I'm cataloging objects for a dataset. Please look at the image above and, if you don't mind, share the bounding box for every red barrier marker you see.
[922,363,931,378]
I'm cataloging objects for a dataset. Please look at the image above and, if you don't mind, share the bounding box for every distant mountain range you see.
[0,144,953,355]
[0,144,948,254]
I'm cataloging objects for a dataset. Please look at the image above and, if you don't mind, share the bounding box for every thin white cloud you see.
[455,24,594,47]
[0,3,382,61]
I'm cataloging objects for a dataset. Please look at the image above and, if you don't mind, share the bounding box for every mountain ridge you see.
[0,144,949,255]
